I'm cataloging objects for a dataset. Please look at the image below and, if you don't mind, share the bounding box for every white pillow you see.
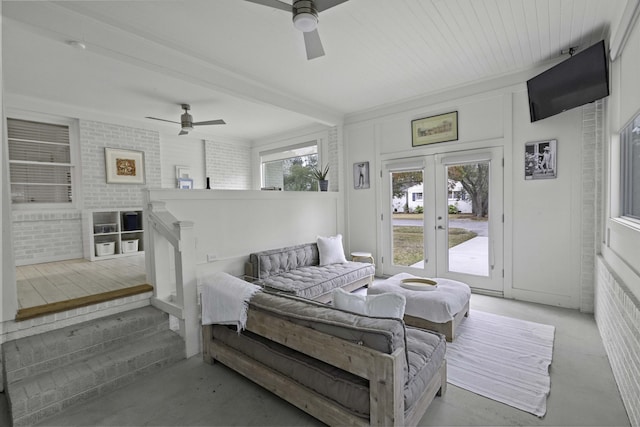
[332,288,406,319]
[366,293,406,318]
[317,234,347,266]
[332,288,366,314]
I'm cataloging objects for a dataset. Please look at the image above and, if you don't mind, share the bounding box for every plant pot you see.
[319,179,329,192]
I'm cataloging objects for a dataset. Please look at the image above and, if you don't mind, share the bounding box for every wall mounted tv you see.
[527,40,609,122]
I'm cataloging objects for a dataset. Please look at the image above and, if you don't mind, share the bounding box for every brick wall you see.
[327,127,339,192]
[581,100,605,313]
[204,140,252,189]
[595,257,640,426]
[12,120,161,265]
[11,210,83,266]
[80,120,161,208]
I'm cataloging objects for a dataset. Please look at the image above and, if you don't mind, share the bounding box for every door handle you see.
[437,225,445,230]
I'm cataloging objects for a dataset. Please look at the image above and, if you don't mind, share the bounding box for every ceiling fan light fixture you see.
[293,12,317,32]
[292,0,318,32]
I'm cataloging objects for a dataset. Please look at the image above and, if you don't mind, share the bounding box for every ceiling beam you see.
[3,1,343,128]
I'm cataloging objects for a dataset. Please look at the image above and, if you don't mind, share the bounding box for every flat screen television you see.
[527,40,609,122]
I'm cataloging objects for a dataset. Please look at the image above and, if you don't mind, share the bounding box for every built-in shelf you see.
[83,208,144,261]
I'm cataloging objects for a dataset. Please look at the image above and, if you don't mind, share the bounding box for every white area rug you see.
[446,310,555,417]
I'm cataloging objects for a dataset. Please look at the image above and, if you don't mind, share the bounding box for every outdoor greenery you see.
[282,156,318,191]
[448,164,489,217]
[391,214,481,266]
[393,226,477,266]
[392,171,423,213]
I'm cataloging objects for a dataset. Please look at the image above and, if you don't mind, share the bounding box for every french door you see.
[381,147,503,293]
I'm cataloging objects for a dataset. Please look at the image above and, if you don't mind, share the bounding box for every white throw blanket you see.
[201,272,262,331]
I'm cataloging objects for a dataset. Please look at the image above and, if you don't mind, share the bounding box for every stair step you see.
[8,328,184,427]
[3,306,169,383]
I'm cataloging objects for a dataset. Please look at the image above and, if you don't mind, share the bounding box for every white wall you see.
[161,135,206,189]
[145,189,342,278]
[511,91,584,307]
[596,7,640,425]
[205,139,252,190]
[344,80,587,309]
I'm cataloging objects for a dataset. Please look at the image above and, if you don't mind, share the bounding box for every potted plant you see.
[311,164,330,191]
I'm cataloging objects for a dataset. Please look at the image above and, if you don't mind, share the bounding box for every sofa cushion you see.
[250,292,407,359]
[259,262,374,300]
[404,326,447,413]
[249,243,319,280]
[317,234,347,265]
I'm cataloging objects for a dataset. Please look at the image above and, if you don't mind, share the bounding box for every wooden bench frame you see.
[203,308,446,426]
[404,300,470,342]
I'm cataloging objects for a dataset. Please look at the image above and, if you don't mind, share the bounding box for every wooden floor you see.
[16,254,147,310]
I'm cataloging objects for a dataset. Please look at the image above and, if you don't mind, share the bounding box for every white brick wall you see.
[204,140,252,189]
[327,127,340,192]
[11,210,83,265]
[12,120,161,265]
[80,120,161,208]
[595,257,640,427]
[581,100,604,313]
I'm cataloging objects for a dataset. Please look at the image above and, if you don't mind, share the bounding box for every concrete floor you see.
[0,293,631,427]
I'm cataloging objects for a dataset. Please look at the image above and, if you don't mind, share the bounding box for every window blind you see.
[7,118,73,204]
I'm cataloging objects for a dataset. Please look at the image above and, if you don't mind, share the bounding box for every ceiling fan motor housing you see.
[292,0,318,32]
[180,107,194,130]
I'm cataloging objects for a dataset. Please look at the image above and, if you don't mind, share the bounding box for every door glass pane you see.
[391,170,424,267]
[446,162,489,276]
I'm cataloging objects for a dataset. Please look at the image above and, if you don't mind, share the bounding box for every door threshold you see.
[15,284,154,321]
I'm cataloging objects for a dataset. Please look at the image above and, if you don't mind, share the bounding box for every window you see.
[7,118,73,204]
[412,192,423,201]
[621,113,640,221]
[261,142,318,191]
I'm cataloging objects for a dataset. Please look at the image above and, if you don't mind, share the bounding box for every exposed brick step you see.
[2,306,185,426]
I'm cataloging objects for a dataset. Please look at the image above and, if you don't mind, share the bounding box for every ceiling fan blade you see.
[178,130,189,136]
[244,0,291,12]
[193,119,226,126]
[315,0,349,12]
[303,29,325,60]
[146,117,180,125]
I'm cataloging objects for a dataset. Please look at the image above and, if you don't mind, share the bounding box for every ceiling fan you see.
[244,0,349,60]
[146,104,226,135]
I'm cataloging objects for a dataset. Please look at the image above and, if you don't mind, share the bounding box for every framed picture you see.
[525,139,557,180]
[353,161,370,189]
[411,111,458,146]
[177,178,193,189]
[105,148,145,184]
[175,165,191,180]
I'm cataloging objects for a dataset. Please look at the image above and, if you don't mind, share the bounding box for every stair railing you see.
[145,200,199,357]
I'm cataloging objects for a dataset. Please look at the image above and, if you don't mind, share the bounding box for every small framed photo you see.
[177,178,193,189]
[353,161,370,189]
[412,111,458,146]
[525,139,557,180]
[176,165,191,180]
[105,148,145,184]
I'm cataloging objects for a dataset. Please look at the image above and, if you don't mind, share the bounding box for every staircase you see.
[2,306,185,426]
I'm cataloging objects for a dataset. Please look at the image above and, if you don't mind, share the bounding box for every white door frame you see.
[381,147,504,294]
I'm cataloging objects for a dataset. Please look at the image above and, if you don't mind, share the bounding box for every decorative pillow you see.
[332,288,366,314]
[366,293,406,318]
[317,234,347,266]
[332,288,406,319]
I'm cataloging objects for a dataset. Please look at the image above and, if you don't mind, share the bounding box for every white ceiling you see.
[2,0,627,142]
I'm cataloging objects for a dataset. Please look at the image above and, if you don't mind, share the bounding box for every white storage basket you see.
[95,242,115,256]
[121,239,139,254]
